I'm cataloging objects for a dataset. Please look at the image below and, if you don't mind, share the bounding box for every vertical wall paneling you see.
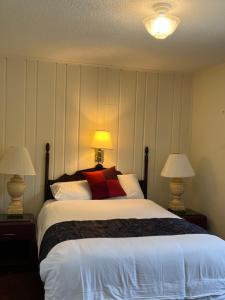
[0,56,193,214]
[97,67,108,130]
[98,68,120,167]
[170,75,182,153]
[54,64,66,178]
[79,66,98,169]
[154,74,174,205]
[65,64,80,174]
[0,57,6,211]
[5,58,26,147]
[24,60,37,212]
[106,69,120,167]
[117,70,137,172]
[144,72,159,199]
[35,62,56,213]
[133,72,146,178]
[5,58,26,210]
[179,76,193,154]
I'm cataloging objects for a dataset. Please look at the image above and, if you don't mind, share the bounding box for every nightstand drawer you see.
[0,224,34,240]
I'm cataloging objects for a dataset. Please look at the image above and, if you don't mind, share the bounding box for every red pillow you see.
[83,167,126,200]
[102,166,118,179]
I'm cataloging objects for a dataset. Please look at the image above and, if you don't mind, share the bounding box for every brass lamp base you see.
[95,148,104,164]
[168,178,185,212]
[7,175,25,215]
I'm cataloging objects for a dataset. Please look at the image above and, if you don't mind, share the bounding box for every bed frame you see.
[44,143,149,201]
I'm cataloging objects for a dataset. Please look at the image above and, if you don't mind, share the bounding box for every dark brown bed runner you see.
[39,218,207,262]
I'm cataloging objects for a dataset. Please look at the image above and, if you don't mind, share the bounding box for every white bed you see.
[37,199,225,300]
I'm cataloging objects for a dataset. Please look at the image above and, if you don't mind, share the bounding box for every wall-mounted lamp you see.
[91,130,112,167]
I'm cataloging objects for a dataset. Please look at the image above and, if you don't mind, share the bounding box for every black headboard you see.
[44,143,149,201]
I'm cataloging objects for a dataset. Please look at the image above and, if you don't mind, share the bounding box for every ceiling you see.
[0,0,225,72]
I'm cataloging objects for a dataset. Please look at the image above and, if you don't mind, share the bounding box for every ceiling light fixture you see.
[143,2,180,39]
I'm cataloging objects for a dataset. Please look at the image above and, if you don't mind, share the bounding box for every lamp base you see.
[95,148,104,164]
[168,199,185,212]
[168,178,185,212]
[7,175,25,215]
[7,199,23,215]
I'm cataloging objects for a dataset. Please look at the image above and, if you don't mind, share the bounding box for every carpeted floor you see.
[0,270,44,300]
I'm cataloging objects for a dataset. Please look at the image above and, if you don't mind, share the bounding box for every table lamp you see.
[91,130,112,167]
[0,146,36,215]
[161,153,195,211]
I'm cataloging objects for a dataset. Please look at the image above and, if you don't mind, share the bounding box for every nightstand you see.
[169,209,207,230]
[0,214,37,270]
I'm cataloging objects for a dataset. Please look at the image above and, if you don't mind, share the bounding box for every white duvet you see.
[37,199,225,300]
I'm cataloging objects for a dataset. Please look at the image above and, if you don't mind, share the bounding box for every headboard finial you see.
[46,143,50,152]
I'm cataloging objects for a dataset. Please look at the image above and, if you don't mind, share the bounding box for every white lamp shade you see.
[161,153,195,178]
[0,146,36,176]
[91,130,112,149]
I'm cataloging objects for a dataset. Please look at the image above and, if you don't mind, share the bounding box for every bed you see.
[38,143,225,300]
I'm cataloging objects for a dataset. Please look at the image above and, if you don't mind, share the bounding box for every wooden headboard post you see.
[44,143,149,201]
[44,143,50,202]
[143,146,149,199]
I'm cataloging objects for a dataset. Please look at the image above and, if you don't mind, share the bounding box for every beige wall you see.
[190,63,225,239]
[0,57,192,216]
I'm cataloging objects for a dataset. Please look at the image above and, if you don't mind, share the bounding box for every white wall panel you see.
[0,57,6,211]
[54,64,66,178]
[79,66,98,169]
[98,68,120,167]
[65,65,80,173]
[180,76,193,154]
[117,70,137,172]
[133,72,146,179]
[24,60,37,212]
[144,72,158,199]
[35,61,56,213]
[0,56,193,216]
[5,58,26,147]
[154,74,175,206]
[170,75,182,153]
[5,58,26,209]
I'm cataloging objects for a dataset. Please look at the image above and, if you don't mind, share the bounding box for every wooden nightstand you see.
[169,209,207,230]
[0,214,37,270]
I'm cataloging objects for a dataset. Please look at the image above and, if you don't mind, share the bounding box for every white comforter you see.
[37,199,225,300]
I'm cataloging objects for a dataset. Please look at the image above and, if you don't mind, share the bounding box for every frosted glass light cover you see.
[0,146,36,175]
[91,130,112,149]
[144,14,180,39]
[161,153,195,178]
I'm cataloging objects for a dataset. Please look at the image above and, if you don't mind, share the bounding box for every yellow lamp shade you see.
[91,130,112,149]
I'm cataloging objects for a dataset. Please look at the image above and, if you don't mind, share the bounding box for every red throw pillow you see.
[102,166,118,179]
[83,167,126,199]
[106,179,126,198]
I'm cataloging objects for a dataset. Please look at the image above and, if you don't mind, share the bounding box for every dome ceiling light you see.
[143,2,180,39]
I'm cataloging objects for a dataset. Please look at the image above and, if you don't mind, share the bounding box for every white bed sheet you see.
[37,199,225,300]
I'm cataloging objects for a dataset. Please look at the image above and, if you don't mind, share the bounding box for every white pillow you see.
[50,180,91,200]
[117,174,144,199]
